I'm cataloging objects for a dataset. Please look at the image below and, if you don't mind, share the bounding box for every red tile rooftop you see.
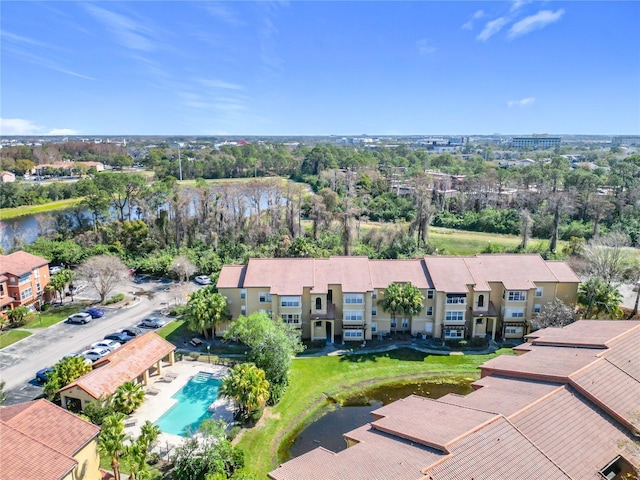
[526,320,640,348]
[0,251,49,276]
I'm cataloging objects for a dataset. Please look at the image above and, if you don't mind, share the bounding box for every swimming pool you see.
[155,372,222,436]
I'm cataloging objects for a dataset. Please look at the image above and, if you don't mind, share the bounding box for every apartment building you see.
[269,320,640,480]
[216,254,580,342]
[0,251,51,313]
[511,135,562,149]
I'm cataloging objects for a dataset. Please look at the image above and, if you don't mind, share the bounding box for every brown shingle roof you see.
[368,259,433,289]
[0,251,49,276]
[216,265,246,289]
[526,320,640,348]
[0,399,100,480]
[312,257,373,294]
[60,332,175,399]
[422,257,475,292]
[243,258,316,295]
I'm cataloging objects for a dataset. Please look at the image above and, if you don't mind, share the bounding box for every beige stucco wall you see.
[72,439,101,480]
[60,386,96,411]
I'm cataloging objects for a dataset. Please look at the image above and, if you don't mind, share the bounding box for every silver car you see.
[90,340,121,352]
[141,317,167,328]
[82,347,111,362]
[67,312,92,324]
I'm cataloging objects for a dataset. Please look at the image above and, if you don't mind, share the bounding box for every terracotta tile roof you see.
[243,258,316,295]
[422,257,475,293]
[526,320,640,348]
[423,416,571,479]
[216,265,246,289]
[0,399,99,480]
[0,251,49,276]
[368,259,433,289]
[511,386,640,479]
[480,345,601,382]
[545,260,582,283]
[312,257,373,294]
[60,332,175,399]
[269,424,444,480]
[370,395,497,452]
[439,376,562,417]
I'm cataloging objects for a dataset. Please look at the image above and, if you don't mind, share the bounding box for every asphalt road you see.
[0,277,198,405]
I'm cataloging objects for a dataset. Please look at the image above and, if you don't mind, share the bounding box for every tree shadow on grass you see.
[339,348,428,363]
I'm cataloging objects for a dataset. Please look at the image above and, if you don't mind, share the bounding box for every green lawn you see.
[236,348,512,476]
[156,318,188,342]
[0,198,84,220]
[429,227,530,255]
[0,329,31,349]
[25,304,84,328]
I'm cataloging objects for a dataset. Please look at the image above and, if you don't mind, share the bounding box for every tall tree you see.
[185,287,229,339]
[169,255,197,283]
[43,355,93,400]
[578,277,623,319]
[112,381,145,415]
[99,413,127,480]
[379,283,404,332]
[77,255,129,303]
[219,363,270,422]
[534,299,576,328]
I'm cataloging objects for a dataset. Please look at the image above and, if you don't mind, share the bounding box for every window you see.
[401,318,409,329]
[259,292,272,303]
[315,321,322,328]
[426,306,433,316]
[36,283,41,293]
[535,287,543,297]
[507,291,526,301]
[505,326,523,335]
[21,287,33,300]
[241,305,246,315]
[240,289,246,299]
[372,291,377,299]
[281,296,300,307]
[315,297,322,310]
[344,311,363,321]
[506,307,525,318]
[281,314,300,324]
[344,293,364,305]
[444,329,463,339]
[372,306,377,316]
[445,311,464,322]
[477,294,484,307]
[446,294,466,304]
[34,269,40,279]
[343,329,363,338]
[533,304,541,314]
[370,322,377,333]
[390,319,396,328]
[427,290,434,299]
[476,318,483,325]
[18,274,31,286]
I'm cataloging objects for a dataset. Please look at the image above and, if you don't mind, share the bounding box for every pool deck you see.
[124,360,234,450]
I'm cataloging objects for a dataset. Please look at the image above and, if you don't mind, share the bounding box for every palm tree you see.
[113,381,145,415]
[578,277,623,319]
[379,283,404,333]
[185,286,229,339]
[219,363,270,422]
[6,306,30,327]
[47,271,69,303]
[138,421,160,456]
[123,421,159,480]
[0,380,6,405]
[400,283,425,332]
[99,413,127,480]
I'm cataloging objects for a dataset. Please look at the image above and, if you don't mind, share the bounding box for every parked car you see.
[82,347,111,362]
[118,327,143,337]
[35,367,53,383]
[68,284,87,296]
[195,275,211,285]
[67,312,92,324]
[140,317,167,329]
[49,266,63,275]
[90,340,121,352]
[83,307,105,318]
[104,332,135,343]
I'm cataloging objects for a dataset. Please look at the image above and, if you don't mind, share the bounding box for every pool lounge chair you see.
[146,387,160,395]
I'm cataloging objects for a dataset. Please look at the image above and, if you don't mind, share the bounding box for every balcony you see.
[343,317,365,327]
[311,302,336,320]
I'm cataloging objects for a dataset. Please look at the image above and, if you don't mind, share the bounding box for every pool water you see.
[155,372,221,436]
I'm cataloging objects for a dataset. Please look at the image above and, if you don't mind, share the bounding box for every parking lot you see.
[0,276,199,405]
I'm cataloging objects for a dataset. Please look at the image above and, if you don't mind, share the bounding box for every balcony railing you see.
[343,317,365,327]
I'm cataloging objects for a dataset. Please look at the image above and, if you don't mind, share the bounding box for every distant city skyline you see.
[1,1,639,136]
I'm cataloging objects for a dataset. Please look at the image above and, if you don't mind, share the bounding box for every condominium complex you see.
[269,320,640,480]
[511,135,561,149]
[216,254,580,342]
[0,251,51,314]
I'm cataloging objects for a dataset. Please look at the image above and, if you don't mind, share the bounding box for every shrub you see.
[188,352,200,361]
[267,381,288,406]
[105,293,125,305]
[226,425,242,441]
[169,305,188,317]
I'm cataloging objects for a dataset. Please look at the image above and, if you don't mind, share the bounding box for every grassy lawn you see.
[429,227,529,256]
[236,348,512,476]
[156,318,188,342]
[24,304,84,328]
[0,329,31,349]
[0,198,84,220]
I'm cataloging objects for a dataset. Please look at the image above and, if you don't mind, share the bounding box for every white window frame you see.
[241,305,246,315]
[280,296,301,308]
[507,291,526,302]
[535,287,543,297]
[505,326,523,335]
[446,295,466,305]
[370,322,377,333]
[240,289,246,299]
[344,293,364,305]
[426,306,433,316]
[36,283,41,293]
[427,290,434,299]
[343,329,363,339]
[21,287,33,300]
[401,318,409,329]
[259,292,272,303]
[18,274,31,286]
[445,311,465,322]
[506,307,525,318]
[344,311,363,321]
[372,291,377,299]
[444,329,464,339]
[390,319,396,328]
[34,269,40,279]
[371,306,377,316]
[533,304,542,314]
[281,313,300,324]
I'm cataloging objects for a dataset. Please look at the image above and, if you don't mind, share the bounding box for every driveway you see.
[0,277,199,405]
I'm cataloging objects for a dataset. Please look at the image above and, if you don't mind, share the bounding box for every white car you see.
[195,275,211,285]
[82,347,111,362]
[90,340,121,352]
[49,266,63,275]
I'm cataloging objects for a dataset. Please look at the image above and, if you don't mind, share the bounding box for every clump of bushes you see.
[105,293,125,305]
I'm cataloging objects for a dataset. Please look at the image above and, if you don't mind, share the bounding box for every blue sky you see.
[1,1,638,136]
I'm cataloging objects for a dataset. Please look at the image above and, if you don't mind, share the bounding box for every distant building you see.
[511,135,561,149]
[0,171,16,183]
[612,136,640,146]
[0,251,51,312]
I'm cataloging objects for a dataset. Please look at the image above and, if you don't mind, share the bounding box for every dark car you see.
[36,367,53,383]
[104,332,135,343]
[84,307,105,318]
[118,327,143,337]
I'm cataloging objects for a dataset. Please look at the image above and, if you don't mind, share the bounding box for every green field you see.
[0,198,84,220]
[24,304,84,328]
[236,348,511,476]
[0,329,31,349]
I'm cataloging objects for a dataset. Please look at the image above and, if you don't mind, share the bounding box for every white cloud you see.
[508,97,536,108]
[198,79,244,90]
[83,4,155,51]
[416,38,436,55]
[476,17,509,41]
[510,0,531,13]
[507,9,565,39]
[462,10,485,30]
[0,118,79,136]
[204,3,244,26]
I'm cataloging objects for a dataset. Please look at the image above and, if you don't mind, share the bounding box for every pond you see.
[287,378,473,460]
